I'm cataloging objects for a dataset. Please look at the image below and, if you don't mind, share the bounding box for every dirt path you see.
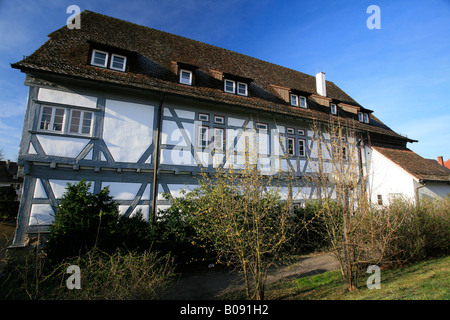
[162,253,339,300]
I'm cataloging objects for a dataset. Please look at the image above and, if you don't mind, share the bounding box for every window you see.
[364,113,369,124]
[287,137,295,156]
[299,96,307,108]
[224,79,236,94]
[377,194,383,205]
[213,128,224,151]
[91,49,109,68]
[358,112,364,122]
[287,127,295,135]
[198,126,209,148]
[237,82,248,96]
[198,113,209,122]
[256,122,268,131]
[331,103,337,115]
[298,129,305,136]
[179,69,193,85]
[110,54,127,72]
[214,115,225,124]
[39,106,65,132]
[69,110,93,135]
[298,139,306,157]
[290,94,298,107]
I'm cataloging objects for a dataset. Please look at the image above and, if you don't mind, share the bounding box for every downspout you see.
[415,181,426,205]
[151,92,165,224]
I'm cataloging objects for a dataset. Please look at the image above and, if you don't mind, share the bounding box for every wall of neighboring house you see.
[363,146,416,205]
[414,180,450,200]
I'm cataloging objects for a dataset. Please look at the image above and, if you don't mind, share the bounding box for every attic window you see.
[110,54,127,72]
[91,49,108,68]
[179,69,193,85]
[90,49,127,72]
[358,112,370,123]
[224,79,236,94]
[331,103,337,115]
[290,94,307,108]
[237,82,248,96]
[364,113,370,124]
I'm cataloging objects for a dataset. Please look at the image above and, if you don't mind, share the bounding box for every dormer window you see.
[290,94,299,107]
[223,74,251,96]
[179,69,193,85]
[364,113,369,124]
[237,82,248,96]
[224,79,236,94]
[290,93,307,108]
[299,96,307,108]
[110,54,127,72]
[331,103,337,115]
[91,49,109,68]
[358,112,370,123]
[90,49,127,72]
[358,112,364,122]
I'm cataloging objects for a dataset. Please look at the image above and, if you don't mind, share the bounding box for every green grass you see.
[265,256,450,300]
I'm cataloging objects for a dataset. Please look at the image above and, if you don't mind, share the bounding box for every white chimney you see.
[316,72,326,97]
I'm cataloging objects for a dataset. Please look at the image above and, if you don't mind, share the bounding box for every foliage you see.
[180,165,295,300]
[45,180,153,264]
[0,247,175,300]
[0,186,19,219]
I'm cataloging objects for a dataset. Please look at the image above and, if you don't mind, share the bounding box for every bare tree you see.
[306,119,405,291]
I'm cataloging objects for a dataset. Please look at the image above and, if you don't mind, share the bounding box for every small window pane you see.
[298,139,305,156]
[237,82,248,96]
[70,110,81,133]
[111,55,125,71]
[287,138,295,155]
[214,128,224,150]
[180,70,192,85]
[199,126,208,147]
[53,108,65,131]
[290,94,298,106]
[92,51,108,67]
[299,96,307,108]
[40,107,53,130]
[224,80,235,93]
[214,116,224,124]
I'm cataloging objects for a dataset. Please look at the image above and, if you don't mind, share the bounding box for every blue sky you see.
[1,0,449,161]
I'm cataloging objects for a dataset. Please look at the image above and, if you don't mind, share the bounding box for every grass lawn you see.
[265,256,449,300]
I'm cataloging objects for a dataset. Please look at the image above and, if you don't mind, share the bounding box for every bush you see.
[0,186,19,219]
[0,247,175,300]
[45,180,153,264]
[389,197,450,263]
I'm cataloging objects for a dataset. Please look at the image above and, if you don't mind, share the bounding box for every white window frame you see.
[39,106,67,133]
[214,115,225,124]
[331,103,337,115]
[364,113,369,124]
[213,127,225,151]
[256,122,268,131]
[298,138,306,157]
[358,112,364,122]
[69,109,94,136]
[298,129,305,136]
[198,113,209,122]
[287,127,295,135]
[91,49,109,68]
[224,79,236,94]
[198,125,209,148]
[287,137,295,156]
[179,69,193,85]
[237,82,248,96]
[290,94,299,107]
[109,53,127,72]
[299,96,307,108]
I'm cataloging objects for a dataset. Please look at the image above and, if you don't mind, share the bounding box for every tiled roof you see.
[372,143,450,183]
[11,10,412,143]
